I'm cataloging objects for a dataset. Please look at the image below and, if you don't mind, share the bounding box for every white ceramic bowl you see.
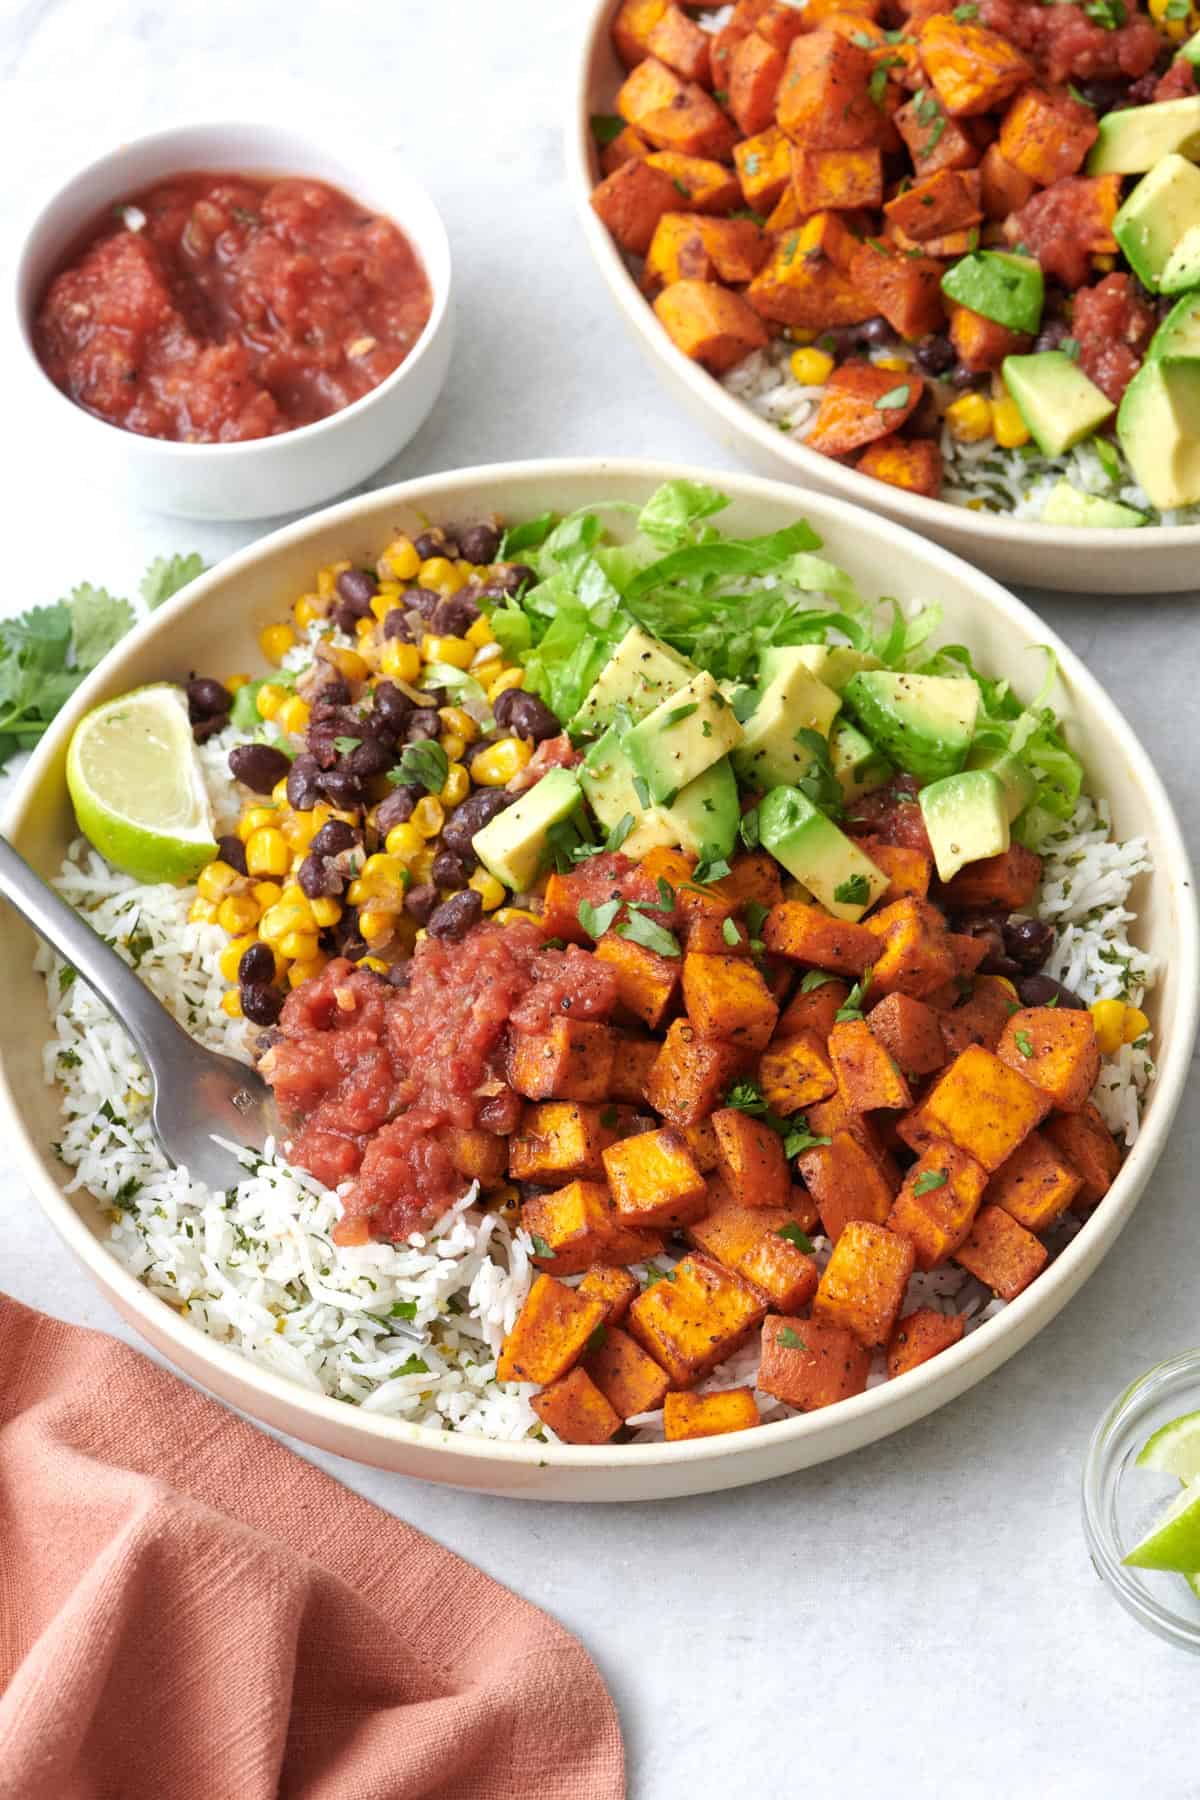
[1,460,1194,1502]
[12,120,454,522]
[569,2,1200,595]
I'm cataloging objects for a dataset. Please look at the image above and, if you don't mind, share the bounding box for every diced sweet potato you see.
[595,929,681,1028]
[829,1016,912,1112]
[682,952,779,1051]
[807,355,927,456]
[618,55,689,125]
[807,1090,888,1157]
[710,0,773,87]
[609,1034,661,1105]
[948,932,988,979]
[647,1018,750,1126]
[701,216,773,280]
[791,146,884,212]
[997,1007,1100,1113]
[979,142,1035,219]
[797,1127,898,1242]
[642,211,718,290]
[664,1388,761,1439]
[794,208,867,272]
[728,28,786,134]
[998,84,1097,184]
[777,31,893,149]
[778,975,849,1040]
[540,872,592,944]
[681,1115,720,1172]
[887,1307,965,1378]
[509,1102,616,1185]
[601,123,652,177]
[591,157,683,255]
[497,1274,607,1384]
[918,15,1032,116]
[641,85,740,158]
[718,852,785,913]
[987,1129,1084,1232]
[522,1181,663,1275]
[602,1127,708,1228]
[733,124,794,209]
[613,0,671,68]
[628,1254,767,1386]
[939,974,1018,1058]
[532,1367,622,1445]
[941,843,1041,910]
[867,992,946,1077]
[585,1326,671,1419]
[757,0,819,48]
[758,1314,872,1410]
[645,151,742,213]
[864,896,956,999]
[857,838,933,903]
[953,1203,1048,1300]
[800,0,883,23]
[949,303,1030,374]
[896,89,980,173]
[653,278,770,372]
[445,1127,508,1187]
[856,435,944,497]
[508,1019,616,1102]
[847,242,945,339]
[712,1106,791,1209]
[897,1043,1051,1171]
[687,1180,820,1310]
[886,1140,988,1268]
[578,1265,641,1325]
[1044,1103,1121,1208]
[648,3,713,84]
[813,1219,916,1346]
[758,1029,839,1116]
[884,167,983,240]
[764,902,879,976]
[746,232,876,328]
[789,1183,822,1234]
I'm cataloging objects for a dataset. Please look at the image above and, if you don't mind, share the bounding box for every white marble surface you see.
[4,3,1200,1795]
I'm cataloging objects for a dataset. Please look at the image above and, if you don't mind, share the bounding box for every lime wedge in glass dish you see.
[1122,1477,1200,1572]
[1136,1408,1200,1482]
[66,684,217,883]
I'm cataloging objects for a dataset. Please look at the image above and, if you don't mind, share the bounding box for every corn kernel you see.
[992,395,1030,449]
[359,956,390,974]
[217,894,261,936]
[470,737,532,787]
[237,807,276,842]
[359,908,395,942]
[788,346,835,385]
[441,762,471,808]
[412,795,445,838]
[385,535,422,581]
[470,869,507,912]
[328,646,369,684]
[310,896,343,928]
[220,934,259,982]
[346,878,368,906]
[255,683,287,722]
[188,897,219,925]
[1122,1006,1150,1043]
[288,954,329,988]
[465,617,495,648]
[316,562,347,600]
[421,633,474,670]
[259,622,297,664]
[495,908,540,927]
[945,392,994,443]
[221,989,244,1019]
[487,666,524,699]
[293,595,325,630]
[355,615,375,640]
[281,811,319,852]
[439,705,479,744]
[439,732,467,762]
[278,695,312,736]
[368,594,389,623]
[1150,0,1194,39]
[380,639,422,682]
[260,898,314,944]
[197,860,241,902]
[786,326,818,345]
[280,928,320,962]
[252,881,283,909]
[245,827,290,878]
[385,822,425,859]
[874,354,910,373]
[225,673,251,693]
[1090,998,1126,1056]
[363,852,408,886]
[410,847,438,884]
[419,556,466,595]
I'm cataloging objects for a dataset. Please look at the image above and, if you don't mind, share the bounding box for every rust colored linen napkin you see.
[0,1296,624,1800]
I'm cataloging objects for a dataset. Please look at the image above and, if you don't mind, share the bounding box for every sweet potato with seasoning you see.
[939,974,1019,1058]
[867,991,946,1077]
[806,357,926,456]
[746,232,876,328]
[791,147,885,212]
[641,86,740,158]
[664,1389,761,1439]
[590,157,683,255]
[856,435,944,497]
[884,167,983,240]
[710,0,773,87]
[896,89,980,173]
[654,279,770,372]
[609,1034,661,1105]
[979,142,1035,219]
[848,242,945,339]
[686,1180,820,1311]
[953,1203,1048,1299]
[763,900,876,974]
[892,222,979,257]
[758,1029,839,1115]
[717,852,785,914]
[948,933,988,980]
[886,1141,988,1268]
[508,1019,617,1103]
[918,15,1032,115]
[856,838,933,903]
[508,1102,616,1186]
[445,1127,508,1187]
[601,124,652,176]
[998,1006,1100,1113]
[645,151,742,213]
[680,1116,719,1172]
[1045,1103,1121,1208]
[799,0,883,23]
[613,0,671,68]
[942,843,1041,911]
[864,896,956,999]
[711,1105,791,1209]
[685,912,751,956]
[602,1126,708,1228]
[757,0,821,48]
[700,218,773,281]
[797,1127,898,1242]
[618,55,689,125]
[522,1181,663,1275]
[682,951,779,1051]
[794,208,867,272]
[728,29,786,134]
[642,212,718,290]
[539,872,592,944]
[585,1326,671,1419]
[648,4,713,84]
[578,1265,641,1325]
[814,1219,916,1346]
[734,125,795,210]
[949,304,1031,374]
[531,1367,622,1445]
[647,1018,750,1126]
[998,84,1097,184]
[778,976,849,1041]
[758,1315,872,1410]
[595,929,681,1029]
[988,1129,1083,1232]
[807,1091,890,1159]
[897,1043,1051,1170]
[777,31,893,150]
[497,1275,607,1385]
[829,1016,912,1112]
[627,1254,767,1386]
[887,1307,965,1378]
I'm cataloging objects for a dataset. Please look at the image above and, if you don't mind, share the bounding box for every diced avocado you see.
[918,770,1010,884]
[625,670,743,806]
[759,787,888,922]
[473,768,583,892]
[965,745,1037,822]
[579,729,679,858]
[1179,26,1200,65]
[1161,228,1200,294]
[570,627,696,734]
[842,671,979,784]
[941,250,1044,336]
[830,718,893,805]
[731,649,841,792]
[1001,353,1115,457]
[775,644,881,693]
[660,756,740,862]
[1113,155,1200,291]
[1088,96,1200,174]
[1040,478,1147,529]
[1148,290,1200,362]
[1117,357,1200,510]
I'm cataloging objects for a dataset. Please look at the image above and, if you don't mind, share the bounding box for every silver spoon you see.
[0,834,277,1192]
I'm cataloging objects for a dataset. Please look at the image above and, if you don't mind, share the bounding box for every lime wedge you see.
[1122,1477,1200,1571]
[1137,1408,1200,1482]
[66,684,217,883]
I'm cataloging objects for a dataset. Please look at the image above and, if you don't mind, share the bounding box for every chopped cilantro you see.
[388,740,448,794]
[57,965,76,993]
[868,65,890,105]
[722,916,742,946]
[692,853,732,885]
[724,1079,769,1116]
[530,1234,557,1259]
[632,775,652,809]
[783,1121,832,1157]
[1014,1029,1035,1058]
[605,812,636,853]
[388,1299,418,1320]
[800,970,837,992]
[590,113,625,145]
[875,384,911,412]
[776,1222,815,1253]
[140,552,208,609]
[739,806,761,850]
[1060,337,1081,363]
[397,1355,430,1377]
[833,873,871,906]
[777,1326,808,1351]
[618,909,681,958]
[835,968,874,1022]
[333,735,362,755]
[745,901,769,939]
[912,1167,949,1196]
[578,896,621,940]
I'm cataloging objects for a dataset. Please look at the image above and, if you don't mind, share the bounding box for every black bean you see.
[1075,77,1127,112]
[1002,916,1055,972]
[187,676,233,719]
[948,364,977,390]
[1017,973,1085,1010]
[347,737,393,779]
[228,743,291,794]
[414,529,457,560]
[319,765,364,809]
[192,713,229,744]
[238,941,275,985]
[913,335,956,377]
[241,982,283,1026]
[479,563,535,598]
[405,709,441,743]
[430,592,481,635]
[376,784,421,831]
[371,682,415,733]
[854,316,896,348]
[314,673,351,707]
[310,819,358,857]
[335,568,378,612]
[439,787,513,859]
[403,882,440,923]
[382,607,420,642]
[333,603,362,636]
[340,934,369,963]
[431,848,471,887]
[492,688,561,743]
[286,754,323,812]
[427,889,483,941]
[217,834,248,876]
[407,586,443,618]
[332,906,360,949]
[1034,319,1070,355]
[457,523,501,564]
[298,853,344,899]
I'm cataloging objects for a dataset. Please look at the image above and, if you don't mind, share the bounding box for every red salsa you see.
[35,173,433,443]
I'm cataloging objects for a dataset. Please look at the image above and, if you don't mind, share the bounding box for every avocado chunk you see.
[830,718,893,804]
[965,745,1037,822]
[570,627,696,735]
[1179,26,1200,65]
[731,649,842,793]
[1149,289,1200,362]
[758,787,888,921]
[1113,154,1200,291]
[659,756,740,862]
[941,250,1044,335]
[842,671,979,784]
[1161,227,1200,295]
[1088,96,1200,174]
[624,670,743,806]
[1001,353,1115,456]
[918,770,1010,884]
[579,729,680,858]
[1117,357,1200,509]
[1040,478,1147,529]
[473,768,583,892]
[780,644,881,693]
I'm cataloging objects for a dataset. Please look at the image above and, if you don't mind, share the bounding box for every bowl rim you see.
[11,115,453,462]
[3,455,1196,1476]
[566,0,1200,555]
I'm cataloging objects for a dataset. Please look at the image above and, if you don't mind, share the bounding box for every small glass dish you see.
[1083,1349,1200,1652]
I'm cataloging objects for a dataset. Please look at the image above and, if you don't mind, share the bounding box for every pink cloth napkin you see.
[0,1296,624,1799]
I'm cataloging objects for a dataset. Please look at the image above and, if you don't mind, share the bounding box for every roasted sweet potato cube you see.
[739,1224,821,1312]
[884,167,983,240]
[801,0,884,23]
[918,15,1032,115]
[578,1265,641,1325]
[998,83,1097,184]
[949,303,1031,374]
[778,31,891,149]
[746,232,876,328]
[508,1019,616,1102]
[595,929,681,1029]
[646,1019,750,1126]
[539,872,592,944]
[664,1388,761,1439]
[757,0,818,48]
[682,952,779,1051]
[648,3,713,84]
[585,1325,672,1419]
[601,1126,708,1230]
[778,976,849,1041]
[509,1102,615,1185]
[814,1219,916,1346]
[847,242,945,340]
[857,435,944,497]
[686,1180,820,1310]
[758,1029,839,1116]
[445,1126,508,1187]
[641,85,739,158]
[522,1181,663,1275]
[948,932,988,979]
[898,1043,1051,1171]
[896,90,980,173]
[863,896,956,999]
[998,1007,1100,1114]
[988,1129,1084,1232]
[794,208,867,272]
[764,901,877,974]
[953,1203,1048,1299]
[942,844,1041,911]
[716,852,784,914]
[791,146,884,212]
[789,1183,822,1234]
[867,992,946,1076]
[642,211,717,290]
[497,1275,607,1384]
[857,837,933,902]
[806,357,926,455]
[653,279,770,372]
[758,1314,872,1410]
[600,123,651,176]
[728,28,786,133]
[645,150,742,213]
[710,0,772,83]
[797,1127,898,1243]
[829,1016,912,1112]
[886,1141,988,1268]
[711,1106,791,1208]
[613,0,671,67]
[608,1035,658,1106]
[807,1091,888,1159]
[700,216,772,280]
[979,142,1035,219]
[686,912,751,956]
[618,55,689,125]
[733,124,794,209]
[591,157,682,255]
[531,1367,622,1445]
[1045,1103,1121,1208]
[628,1254,767,1386]
[939,974,1018,1058]
[887,1307,965,1378]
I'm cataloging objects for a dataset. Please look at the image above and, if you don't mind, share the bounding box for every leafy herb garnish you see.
[783,1122,831,1157]
[875,384,911,412]
[578,896,621,940]
[722,916,742,946]
[777,1327,808,1351]
[801,970,837,993]
[333,735,362,755]
[141,552,208,609]
[739,807,761,850]
[835,968,874,1022]
[833,873,870,906]
[530,1234,557,1259]
[912,1167,949,1196]
[590,114,625,145]
[1014,1029,1035,1058]
[388,1299,418,1320]
[617,909,681,957]
[724,1079,769,1116]
[776,1222,815,1253]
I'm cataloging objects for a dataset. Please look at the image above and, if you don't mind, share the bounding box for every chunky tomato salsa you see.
[35,173,432,443]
